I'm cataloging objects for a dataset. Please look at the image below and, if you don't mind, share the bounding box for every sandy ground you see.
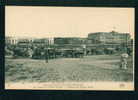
[5,55,134,90]
[5,55,133,83]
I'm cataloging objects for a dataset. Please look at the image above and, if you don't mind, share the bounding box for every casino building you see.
[87,31,131,44]
[86,31,131,48]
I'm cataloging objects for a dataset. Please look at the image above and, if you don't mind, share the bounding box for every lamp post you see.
[45,39,49,63]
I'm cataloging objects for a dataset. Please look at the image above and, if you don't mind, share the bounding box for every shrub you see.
[13,47,30,58]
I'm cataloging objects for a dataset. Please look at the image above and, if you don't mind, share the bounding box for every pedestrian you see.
[120,53,128,69]
[44,48,49,63]
[28,48,33,58]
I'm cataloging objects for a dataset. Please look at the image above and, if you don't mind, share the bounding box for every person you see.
[120,53,129,69]
[44,48,49,63]
[28,48,33,58]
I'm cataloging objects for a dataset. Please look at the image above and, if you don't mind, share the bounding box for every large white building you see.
[5,36,54,46]
[5,36,18,45]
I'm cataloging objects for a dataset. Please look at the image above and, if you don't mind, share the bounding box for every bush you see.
[13,47,30,58]
[32,48,43,59]
[5,47,13,56]
[96,49,105,55]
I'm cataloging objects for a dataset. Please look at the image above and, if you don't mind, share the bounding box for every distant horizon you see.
[6,31,134,39]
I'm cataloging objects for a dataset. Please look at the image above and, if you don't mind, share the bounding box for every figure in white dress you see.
[120,53,129,69]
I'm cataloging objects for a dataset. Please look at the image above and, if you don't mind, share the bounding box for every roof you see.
[88,31,130,36]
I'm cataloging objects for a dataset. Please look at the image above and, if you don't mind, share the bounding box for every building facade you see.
[54,37,86,45]
[87,31,131,44]
[54,37,86,49]
[5,36,18,45]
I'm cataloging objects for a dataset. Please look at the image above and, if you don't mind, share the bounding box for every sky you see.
[5,6,134,38]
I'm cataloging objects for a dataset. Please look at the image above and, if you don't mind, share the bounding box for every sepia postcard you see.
[5,6,135,90]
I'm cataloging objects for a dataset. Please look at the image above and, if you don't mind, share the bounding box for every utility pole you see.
[126,33,128,53]
[45,39,49,63]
